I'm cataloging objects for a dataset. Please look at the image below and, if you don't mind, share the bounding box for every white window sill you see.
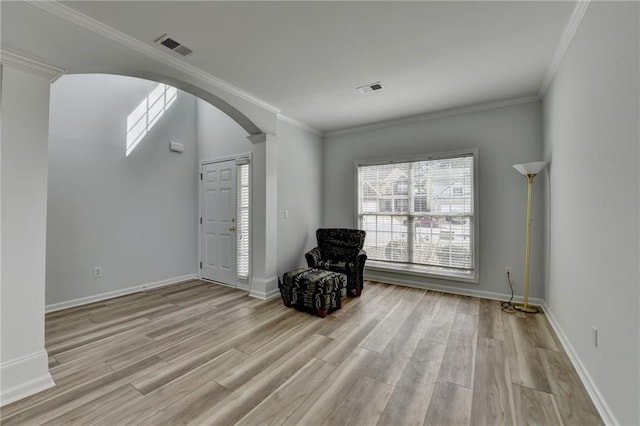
[365,261,478,284]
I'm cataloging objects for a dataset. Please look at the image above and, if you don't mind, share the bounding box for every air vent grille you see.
[160,38,180,50]
[174,45,193,56]
[154,34,194,57]
[357,81,384,94]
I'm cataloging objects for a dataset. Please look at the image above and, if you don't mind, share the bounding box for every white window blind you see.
[237,163,250,280]
[126,83,178,156]
[357,153,475,276]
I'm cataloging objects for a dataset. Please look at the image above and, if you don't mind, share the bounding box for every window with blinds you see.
[237,162,250,280]
[357,152,476,277]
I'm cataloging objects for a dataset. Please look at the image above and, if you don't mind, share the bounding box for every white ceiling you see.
[3,1,576,133]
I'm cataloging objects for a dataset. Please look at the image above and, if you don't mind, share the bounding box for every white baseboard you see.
[249,276,280,300]
[45,274,199,313]
[365,271,544,306]
[541,303,618,426]
[249,287,280,300]
[0,350,55,407]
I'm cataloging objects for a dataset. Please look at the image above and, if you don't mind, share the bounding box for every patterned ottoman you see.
[279,268,347,317]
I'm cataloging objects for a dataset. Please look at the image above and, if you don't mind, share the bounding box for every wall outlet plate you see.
[93,266,102,279]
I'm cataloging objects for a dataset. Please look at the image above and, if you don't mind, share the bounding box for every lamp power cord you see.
[501,271,517,313]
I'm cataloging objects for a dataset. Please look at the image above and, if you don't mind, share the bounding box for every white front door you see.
[201,160,237,286]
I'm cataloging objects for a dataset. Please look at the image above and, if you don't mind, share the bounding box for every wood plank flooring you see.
[0,280,603,425]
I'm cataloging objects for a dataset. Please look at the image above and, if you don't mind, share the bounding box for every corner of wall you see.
[0,351,54,407]
[542,303,619,425]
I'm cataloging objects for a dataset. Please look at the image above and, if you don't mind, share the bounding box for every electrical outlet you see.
[505,267,512,275]
[283,210,289,218]
[592,326,598,347]
[93,266,102,279]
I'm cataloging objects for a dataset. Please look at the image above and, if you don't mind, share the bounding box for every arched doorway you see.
[0,55,279,405]
[45,73,277,307]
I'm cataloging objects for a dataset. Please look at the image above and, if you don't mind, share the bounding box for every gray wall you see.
[276,121,323,275]
[46,74,199,306]
[542,3,639,424]
[196,100,323,280]
[323,101,544,298]
[196,98,254,161]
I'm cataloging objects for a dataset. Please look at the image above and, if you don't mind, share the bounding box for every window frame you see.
[126,83,178,157]
[354,148,479,283]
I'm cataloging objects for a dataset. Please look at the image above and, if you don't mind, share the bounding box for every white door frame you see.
[199,153,252,289]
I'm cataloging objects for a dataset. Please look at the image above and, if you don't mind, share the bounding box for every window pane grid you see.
[127,101,147,132]
[358,155,474,274]
[166,86,178,107]
[147,98,165,128]
[148,83,165,105]
[125,83,178,157]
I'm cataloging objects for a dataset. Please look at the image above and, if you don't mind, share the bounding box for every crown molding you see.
[247,132,279,144]
[0,48,66,82]
[538,0,591,96]
[247,133,267,144]
[324,95,540,139]
[277,114,322,136]
[26,0,280,115]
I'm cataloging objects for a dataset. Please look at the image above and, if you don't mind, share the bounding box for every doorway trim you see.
[199,152,253,291]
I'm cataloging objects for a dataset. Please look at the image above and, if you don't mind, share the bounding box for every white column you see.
[247,133,279,299]
[0,51,64,405]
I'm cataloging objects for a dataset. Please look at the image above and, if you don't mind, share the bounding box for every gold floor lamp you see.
[512,161,547,314]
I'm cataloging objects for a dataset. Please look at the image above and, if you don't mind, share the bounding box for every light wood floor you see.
[1,280,603,425]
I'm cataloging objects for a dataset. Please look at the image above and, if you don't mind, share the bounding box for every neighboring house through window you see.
[356,151,477,280]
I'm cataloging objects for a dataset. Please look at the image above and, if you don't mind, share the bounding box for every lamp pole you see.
[516,173,538,313]
[512,161,546,314]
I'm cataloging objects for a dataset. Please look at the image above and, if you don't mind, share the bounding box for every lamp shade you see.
[513,161,547,176]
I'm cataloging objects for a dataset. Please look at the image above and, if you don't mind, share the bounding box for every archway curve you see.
[71,70,264,137]
[0,49,275,408]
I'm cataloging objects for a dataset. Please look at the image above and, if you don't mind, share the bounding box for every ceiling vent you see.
[154,34,193,57]
[357,81,384,94]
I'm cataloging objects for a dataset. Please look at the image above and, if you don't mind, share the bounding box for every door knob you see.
[230,226,236,232]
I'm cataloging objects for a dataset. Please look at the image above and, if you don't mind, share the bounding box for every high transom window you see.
[126,83,177,156]
[356,151,477,280]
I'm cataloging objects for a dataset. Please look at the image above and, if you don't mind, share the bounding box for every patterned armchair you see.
[305,228,367,296]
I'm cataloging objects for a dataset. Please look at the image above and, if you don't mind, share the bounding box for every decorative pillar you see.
[0,50,64,405]
[246,133,279,299]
